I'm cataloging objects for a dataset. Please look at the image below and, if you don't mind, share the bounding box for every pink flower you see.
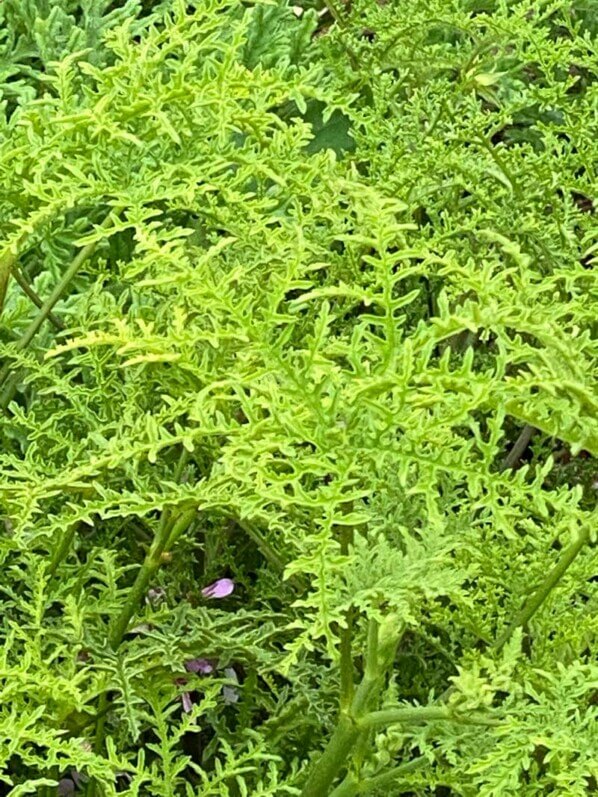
[201,578,235,599]
[185,658,214,674]
[175,676,196,713]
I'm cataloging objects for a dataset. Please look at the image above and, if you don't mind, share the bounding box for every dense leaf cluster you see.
[0,1,596,795]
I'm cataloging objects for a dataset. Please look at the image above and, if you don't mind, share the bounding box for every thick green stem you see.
[329,771,359,797]
[108,447,191,648]
[328,707,499,797]
[299,625,375,797]
[339,608,354,711]
[362,620,379,681]
[91,504,196,783]
[300,620,403,796]
[93,691,109,755]
[90,449,194,793]
[343,622,383,785]
[359,706,501,728]
[109,508,195,650]
[330,772,359,797]
[359,706,451,728]
[300,714,361,797]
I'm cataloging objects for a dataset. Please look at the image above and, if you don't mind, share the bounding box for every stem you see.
[322,0,345,27]
[328,707,499,797]
[93,691,108,756]
[357,756,428,794]
[339,526,355,711]
[300,714,361,797]
[172,444,191,482]
[348,722,370,786]
[13,265,64,330]
[343,620,380,784]
[359,706,451,728]
[91,505,196,775]
[299,630,373,797]
[476,135,522,199]
[330,772,359,797]
[339,609,354,710]
[237,518,287,572]
[330,706,497,797]
[501,424,536,471]
[156,447,191,536]
[108,508,195,650]
[346,621,380,718]
[493,525,591,652]
[361,619,379,684]
[112,446,191,648]
[300,620,403,797]
[0,211,118,405]
[48,521,79,576]
[89,447,193,793]
[359,707,502,728]
[436,522,593,707]
[0,250,16,313]
[333,755,429,797]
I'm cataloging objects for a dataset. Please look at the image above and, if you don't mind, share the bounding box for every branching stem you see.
[12,265,65,330]
[494,524,592,652]
[109,509,195,650]
[91,447,195,779]
[0,210,118,408]
[300,620,403,796]
[359,707,502,728]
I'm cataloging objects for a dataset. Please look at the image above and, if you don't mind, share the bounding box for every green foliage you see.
[0,0,596,795]
[0,0,158,110]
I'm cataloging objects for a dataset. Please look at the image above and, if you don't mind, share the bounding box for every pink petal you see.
[181,692,193,713]
[201,578,235,599]
[185,658,214,674]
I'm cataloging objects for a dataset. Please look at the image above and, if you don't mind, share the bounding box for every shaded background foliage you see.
[0,1,596,795]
